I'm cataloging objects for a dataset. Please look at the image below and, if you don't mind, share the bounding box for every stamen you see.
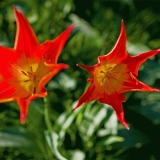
[20,65,40,95]
[30,66,33,72]
[108,67,112,71]
[24,80,29,82]
[102,77,105,83]
[100,67,119,86]
[21,71,28,76]
[33,86,36,94]
[100,71,105,74]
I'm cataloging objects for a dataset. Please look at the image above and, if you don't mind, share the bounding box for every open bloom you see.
[74,20,160,129]
[0,6,74,123]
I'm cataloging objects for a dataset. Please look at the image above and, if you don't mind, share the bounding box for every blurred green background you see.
[0,0,160,159]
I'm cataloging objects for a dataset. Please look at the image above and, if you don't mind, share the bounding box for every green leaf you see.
[55,111,77,140]
[78,103,107,139]
[138,60,160,86]
[116,127,151,148]
[68,150,85,160]
[47,72,77,91]
[127,41,151,55]
[45,131,67,160]
[69,13,105,47]
[96,136,124,147]
[133,92,160,124]
[0,128,39,152]
[97,104,118,137]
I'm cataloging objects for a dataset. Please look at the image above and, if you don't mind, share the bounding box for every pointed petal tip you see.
[12,5,17,14]
[76,63,86,70]
[67,24,74,33]
[153,88,160,92]
[76,63,85,68]
[120,19,125,32]
[12,5,19,15]
[20,119,26,125]
[76,63,86,68]
[72,107,76,111]
[73,101,81,111]
[73,105,79,111]
[121,19,124,24]
[17,99,29,126]
[122,121,130,130]
[117,112,129,130]
[12,5,16,10]
[62,64,69,69]
[20,111,27,125]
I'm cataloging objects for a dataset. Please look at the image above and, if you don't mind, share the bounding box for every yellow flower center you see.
[93,63,129,94]
[19,60,50,96]
[21,66,37,94]
[9,57,51,98]
[100,67,118,85]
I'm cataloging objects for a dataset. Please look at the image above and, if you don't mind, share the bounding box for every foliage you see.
[0,0,160,159]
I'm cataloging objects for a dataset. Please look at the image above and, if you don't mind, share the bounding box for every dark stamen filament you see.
[30,66,33,72]
[21,71,28,76]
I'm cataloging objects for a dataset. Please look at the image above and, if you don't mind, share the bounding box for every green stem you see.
[44,96,52,131]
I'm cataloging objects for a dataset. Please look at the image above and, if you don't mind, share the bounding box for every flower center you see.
[21,66,37,94]
[94,63,129,94]
[100,67,118,86]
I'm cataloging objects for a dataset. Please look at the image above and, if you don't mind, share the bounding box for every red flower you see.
[74,20,160,129]
[0,6,74,123]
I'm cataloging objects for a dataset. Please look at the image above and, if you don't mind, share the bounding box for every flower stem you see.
[44,96,52,131]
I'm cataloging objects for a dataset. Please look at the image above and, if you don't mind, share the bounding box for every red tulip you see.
[74,20,160,129]
[0,6,74,123]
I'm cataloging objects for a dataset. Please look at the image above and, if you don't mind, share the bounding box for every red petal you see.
[0,47,25,100]
[99,94,129,130]
[17,98,30,124]
[119,93,126,102]
[0,46,18,78]
[0,47,32,100]
[13,6,39,56]
[0,81,16,100]
[77,63,95,74]
[122,72,160,92]
[127,49,160,76]
[98,20,127,64]
[17,89,47,124]
[38,63,68,93]
[73,84,100,110]
[42,24,74,64]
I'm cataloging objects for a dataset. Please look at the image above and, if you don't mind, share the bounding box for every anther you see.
[100,71,105,74]
[21,71,28,76]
